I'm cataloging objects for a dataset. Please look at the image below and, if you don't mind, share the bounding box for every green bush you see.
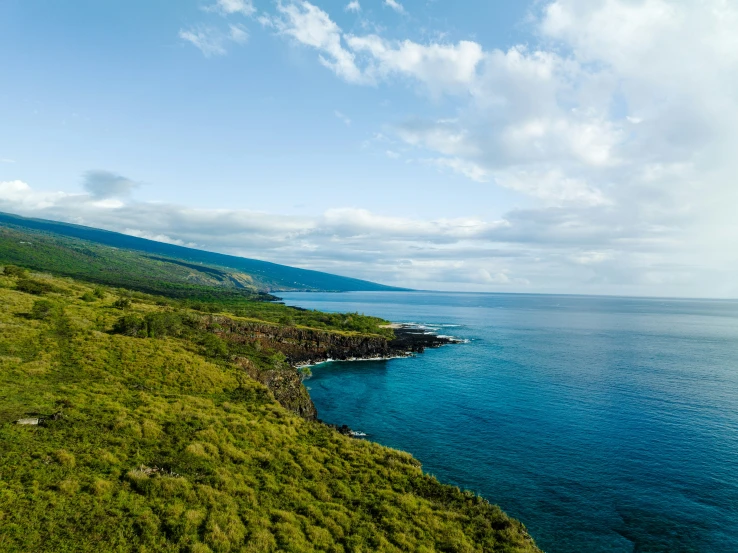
[15,278,56,295]
[3,264,27,277]
[200,332,229,359]
[29,299,56,320]
[80,291,96,302]
[144,312,183,338]
[112,314,146,337]
[113,297,132,309]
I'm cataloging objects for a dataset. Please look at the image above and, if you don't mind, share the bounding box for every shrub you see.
[112,314,146,337]
[112,312,184,339]
[270,351,288,369]
[93,287,105,299]
[80,291,96,302]
[29,299,56,320]
[113,297,132,309]
[16,278,56,295]
[144,312,183,338]
[200,333,229,359]
[3,264,27,277]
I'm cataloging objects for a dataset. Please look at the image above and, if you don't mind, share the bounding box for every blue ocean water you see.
[279,291,738,553]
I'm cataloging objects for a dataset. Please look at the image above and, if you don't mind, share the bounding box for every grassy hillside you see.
[0,269,540,552]
[0,212,404,292]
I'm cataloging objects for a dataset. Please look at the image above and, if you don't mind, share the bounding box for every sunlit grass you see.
[0,271,540,552]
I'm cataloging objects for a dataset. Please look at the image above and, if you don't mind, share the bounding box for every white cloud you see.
[384,0,406,15]
[124,229,198,248]
[0,158,15,163]
[179,18,249,56]
[229,24,249,44]
[345,1,361,13]
[495,169,608,207]
[334,110,352,126]
[347,36,484,95]
[0,180,71,210]
[423,157,489,183]
[208,0,256,17]
[265,1,365,83]
[179,27,230,56]
[255,0,738,296]
[3,176,736,296]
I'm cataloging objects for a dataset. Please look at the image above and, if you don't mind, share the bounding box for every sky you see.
[1,0,737,297]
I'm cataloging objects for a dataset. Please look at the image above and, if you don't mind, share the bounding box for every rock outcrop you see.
[201,315,459,420]
[235,357,318,420]
[205,316,458,365]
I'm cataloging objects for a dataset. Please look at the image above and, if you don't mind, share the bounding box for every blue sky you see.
[1,0,737,297]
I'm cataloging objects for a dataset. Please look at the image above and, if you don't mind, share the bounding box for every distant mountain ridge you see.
[0,211,405,293]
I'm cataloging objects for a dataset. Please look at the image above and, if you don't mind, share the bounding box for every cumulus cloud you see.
[263,1,365,83]
[254,0,738,296]
[346,36,484,95]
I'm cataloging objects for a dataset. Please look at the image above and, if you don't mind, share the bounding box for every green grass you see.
[0,223,395,338]
[0,271,540,552]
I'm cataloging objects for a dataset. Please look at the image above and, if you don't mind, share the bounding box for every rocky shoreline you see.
[204,315,461,424]
[297,324,463,367]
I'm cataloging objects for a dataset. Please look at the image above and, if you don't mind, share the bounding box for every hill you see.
[0,211,404,293]
[0,266,541,552]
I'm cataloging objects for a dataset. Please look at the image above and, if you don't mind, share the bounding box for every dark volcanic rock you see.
[198,315,461,421]
[388,324,460,353]
[235,357,317,420]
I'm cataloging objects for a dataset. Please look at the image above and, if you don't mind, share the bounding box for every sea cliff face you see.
[201,315,457,420]
[235,356,318,420]
[205,316,457,363]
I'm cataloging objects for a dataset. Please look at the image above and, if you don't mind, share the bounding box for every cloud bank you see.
[1,175,731,297]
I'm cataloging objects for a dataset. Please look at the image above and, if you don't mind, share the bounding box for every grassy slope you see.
[0,271,541,553]
[0,226,396,337]
[0,212,404,292]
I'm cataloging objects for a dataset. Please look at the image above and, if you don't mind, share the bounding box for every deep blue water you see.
[278,291,738,553]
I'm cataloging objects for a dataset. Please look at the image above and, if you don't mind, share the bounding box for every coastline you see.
[293,322,464,437]
[294,323,465,369]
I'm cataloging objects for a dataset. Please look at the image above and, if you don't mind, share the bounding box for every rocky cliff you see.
[201,315,458,421]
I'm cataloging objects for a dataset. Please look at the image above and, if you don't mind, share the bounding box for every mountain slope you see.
[0,211,403,293]
[0,269,541,553]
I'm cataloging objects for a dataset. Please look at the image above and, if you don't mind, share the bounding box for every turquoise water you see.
[278,291,738,553]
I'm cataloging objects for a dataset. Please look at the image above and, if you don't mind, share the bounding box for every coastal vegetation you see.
[0,258,540,551]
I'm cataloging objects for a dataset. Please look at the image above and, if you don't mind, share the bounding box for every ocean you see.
[278,291,738,553]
